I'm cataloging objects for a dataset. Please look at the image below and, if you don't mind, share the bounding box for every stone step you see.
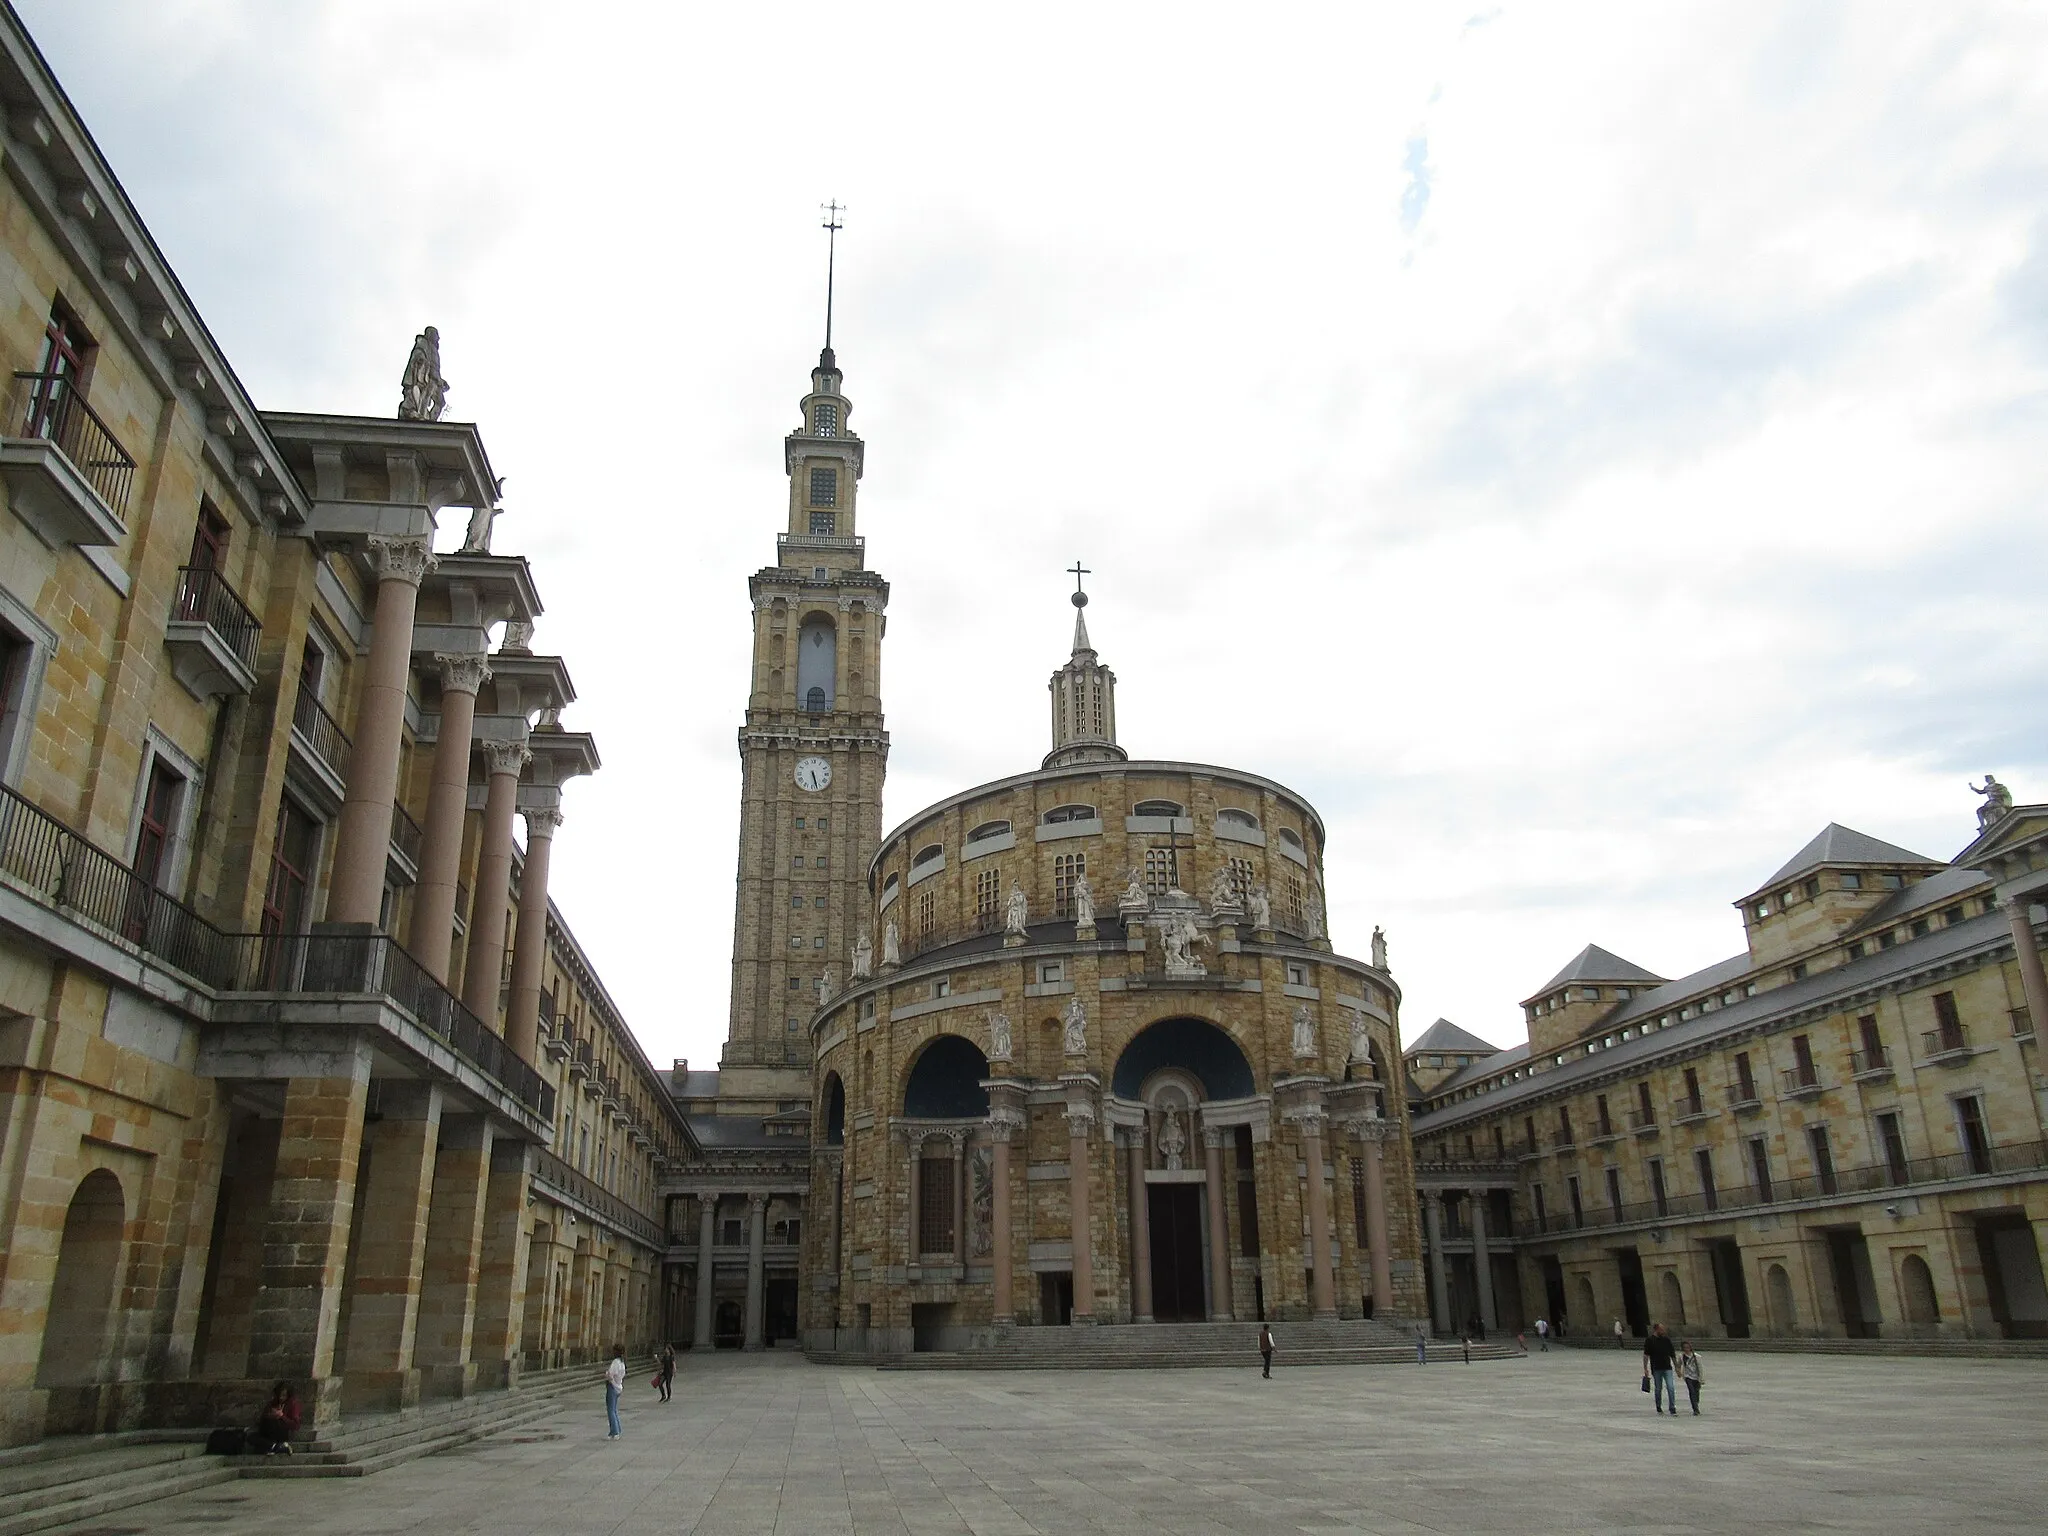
[873,1344,1522,1370]
[0,1456,232,1536]
[0,1439,208,1500]
[236,1377,592,1481]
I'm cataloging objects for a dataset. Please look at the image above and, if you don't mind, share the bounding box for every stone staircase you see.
[1560,1334,2048,1360]
[0,1363,623,1533]
[815,1318,1524,1370]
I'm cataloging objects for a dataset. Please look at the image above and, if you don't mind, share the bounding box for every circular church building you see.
[804,594,1422,1350]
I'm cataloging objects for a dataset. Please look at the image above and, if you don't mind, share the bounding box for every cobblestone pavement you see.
[67,1349,2048,1535]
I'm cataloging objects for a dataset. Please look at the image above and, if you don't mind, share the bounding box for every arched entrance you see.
[1901,1253,1940,1328]
[37,1170,125,1388]
[1659,1269,1686,1327]
[1765,1263,1797,1333]
[1112,1018,1257,1324]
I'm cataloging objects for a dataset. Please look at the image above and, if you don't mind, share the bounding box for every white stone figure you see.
[850,931,873,981]
[1972,774,2014,829]
[881,920,900,968]
[1006,884,1029,936]
[986,1008,1012,1061]
[536,704,562,730]
[1307,892,1327,941]
[1160,909,1207,977]
[397,325,448,421]
[1209,864,1241,914]
[1371,924,1388,970]
[1346,1006,1371,1065]
[1062,996,1088,1056]
[1072,873,1095,928]
[1247,883,1272,930]
[459,502,498,553]
[817,966,836,1005]
[499,619,534,653]
[1292,1003,1318,1060]
[1122,866,1148,908]
[1157,1108,1188,1171]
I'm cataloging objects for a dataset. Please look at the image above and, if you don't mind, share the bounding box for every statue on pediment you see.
[1971,774,2014,830]
[398,325,448,422]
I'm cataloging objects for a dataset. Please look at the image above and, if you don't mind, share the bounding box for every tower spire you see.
[820,199,844,367]
[1068,560,1093,655]
[1046,563,1123,769]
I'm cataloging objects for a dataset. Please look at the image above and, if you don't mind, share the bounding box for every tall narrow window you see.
[1566,1175,1584,1227]
[1636,1081,1655,1126]
[918,1154,955,1255]
[260,798,320,944]
[1143,847,1176,897]
[1558,1106,1574,1146]
[809,467,838,506]
[1955,1094,1992,1175]
[1648,1158,1669,1216]
[1791,1034,1817,1088]
[132,758,184,892]
[1808,1124,1837,1195]
[188,503,229,572]
[1532,1184,1548,1230]
[1604,1166,1623,1219]
[1931,992,1965,1052]
[1052,851,1086,918]
[1350,1159,1368,1246]
[25,301,91,436]
[975,867,1000,932]
[813,401,839,436]
[915,888,935,942]
[1695,1147,1718,1211]
[1734,1051,1757,1101]
[1595,1094,1613,1137]
[1747,1137,1772,1201]
[1681,1066,1702,1115]
[1857,1013,1885,1070]
[809,510,835,536]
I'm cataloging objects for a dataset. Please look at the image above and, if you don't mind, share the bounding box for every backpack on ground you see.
[205,1426,247,1456]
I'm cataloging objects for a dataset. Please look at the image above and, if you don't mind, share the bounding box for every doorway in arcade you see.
[1148,1182,1208,1321]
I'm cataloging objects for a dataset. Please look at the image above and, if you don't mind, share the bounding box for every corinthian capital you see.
[522,806,564,840]
[366,534,436,587]
[437,652,492,696]
[482,740,532,779]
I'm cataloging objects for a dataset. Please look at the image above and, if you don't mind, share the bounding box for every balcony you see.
[1671,1094,1713,1126]
[1849,1045,1893,1083]
[1779,1065,1824,1102]
[2013,1008,2035,1043]
[289,683,352,801]
[164,565,260,700]
[1627,1109,1660,1138]
[1921,1025,1972,1066]
[567,1038,593,1084]
[1589,1121,1623,1147]
[388,801,423,881]
[530,1147,662,1249]
[1551,1131,1578,1155]
[776,531,865,563]
[0,370,134,547]
[1726,1083,1763,1114]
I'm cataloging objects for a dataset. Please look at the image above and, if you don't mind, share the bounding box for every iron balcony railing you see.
[1726,1081,1762,1109]
[1850,1045,1891,1076]
[1780,1064,1823,1095]
[14,369,137,517]
[290,682,352,784]
[172,565,262,674]
[1923,1024,1969,1058]
[1626,1109,1658,1132]
[1521,1138,2048,1236]
[390,802,424,867]
[530,1146,662,1249]
[1671,1093,1709,1120]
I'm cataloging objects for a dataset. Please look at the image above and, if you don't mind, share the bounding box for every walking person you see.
[1679,1341,1704,1415]
[1258,1323,1275,1379]
[658,1343,676,1403]
[604,1343,626,1439]
[1641,1323,1679,1416]
[1535,1316,1549,1351]
[1613,1318,1627,1349]
[1414,1324,1427,1365]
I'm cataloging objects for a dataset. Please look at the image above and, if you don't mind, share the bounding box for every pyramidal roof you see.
[1531,943,1665,998]
[1405,1018,1499,1056]
[1760,823,1942,890]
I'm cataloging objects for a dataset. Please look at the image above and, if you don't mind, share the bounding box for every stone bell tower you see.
[722,219,888,1100]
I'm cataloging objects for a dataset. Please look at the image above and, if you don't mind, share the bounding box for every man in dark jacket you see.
[1642,1323,1680,1416]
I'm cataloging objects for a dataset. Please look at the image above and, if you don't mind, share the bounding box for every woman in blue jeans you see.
[604,1343,626,1438]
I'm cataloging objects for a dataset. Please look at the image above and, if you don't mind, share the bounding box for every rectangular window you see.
[1284,873,1305,929]
[1747,1137,1772,1201]
[1566,1175,1584,1228]
[1492,1125,1506,1159]
[791,895,804,908]
[1808,1124,1836,1195]
[1038,960,1063,984]
[1558,1106,1573,1146]
[1955,1094,1992,1175]
[974,866,1001,931]
[792,856,805,869]
[1532,1185,1548,1229]
[918,1155,955,1254]
[814,896,827,909]
[795,816,805,829]
[1931,991,1964,1051]
[1604,1166,1623,1219]
[1052,851,1086,918]
[1648,1158,1668,1216]
[933,977,949,999]
[788,976,802,990]
[1143,846,1176,897]
[1595,1094,1613,1137]
[1522,1116,1537,1156]
[786,1017,800,1033]
[132,757,185,894]
[809,466,838,506]
[916,888,935,942]
[260,797,320,948]
[1876,1111,1909,1185]
[188,502,230,571]
[809,510,835,535]
[1857,1013,1884,1068]
[813,401,838,437]
[1681,1066,1702,1114]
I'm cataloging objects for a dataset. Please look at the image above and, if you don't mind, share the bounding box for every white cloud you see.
[21,0,2046,1059]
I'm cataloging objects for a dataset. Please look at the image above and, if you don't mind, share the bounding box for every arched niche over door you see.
[37,1169,126,1388]
[902,1035,991,1118]
[1111,1017,1256,1103]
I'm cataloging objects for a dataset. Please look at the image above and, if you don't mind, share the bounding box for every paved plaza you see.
[61,1351,2048,1535]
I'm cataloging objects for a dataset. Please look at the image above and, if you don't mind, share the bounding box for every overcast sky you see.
[22,2,2048,1064]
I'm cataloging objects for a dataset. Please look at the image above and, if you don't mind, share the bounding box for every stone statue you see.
[1346,1006,1371,1065]
[1160,909,1207,977]
[1005,884,1029,936]
[850,931,873,981]
[881,920,900,968]
[1371,924,1388,970]
[398,326,448,422]
[459,502,498,553]
[1209,864,1241,914]
[1972,774,2014,829]
[1292,1003,1317,1060]
[817,966,836,1005]
[536,705,562,730]
[986,1008,1012,1061]
[1121,866,1148,909]
[1072,873,1094,927]
[1062,996,1088,1056]
[1307,891,1327,941]
[499,619,534,654]
[1247,883,1272,930]
[1157,1109,1188,1171]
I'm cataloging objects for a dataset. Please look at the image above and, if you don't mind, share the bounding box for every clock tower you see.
[722,337,888,1094]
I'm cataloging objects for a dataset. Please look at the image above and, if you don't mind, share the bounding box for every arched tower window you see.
[797,616,836,712]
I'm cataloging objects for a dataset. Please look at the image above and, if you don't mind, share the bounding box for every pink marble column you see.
[459,740,528,1023]
[1128,1123,1153,1322]
[505,805,562,1065]
[407,653,488,981]
[1203,1127,1234,1321]
[2009,897,2048,1040]
[1362,1125,1394,1315]
[990,1125,1015,1323]
[1300,1113,1337,1319]
[328,535,434,925]
[1068,1108,1094,1321]
[951,1133,967,1268]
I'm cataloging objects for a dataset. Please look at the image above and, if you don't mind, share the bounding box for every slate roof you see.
[1404,1019,1500,1056]
[1760,823,1941,890]
[685,1114,794,1150]
[1846,866,1990,936]
[1530,943,1666,998]
[670,1070,721,1098]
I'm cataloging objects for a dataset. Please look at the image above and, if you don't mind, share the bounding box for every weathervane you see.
[821,200,845,354]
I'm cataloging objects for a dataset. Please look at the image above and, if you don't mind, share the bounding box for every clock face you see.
[795,755,832,792]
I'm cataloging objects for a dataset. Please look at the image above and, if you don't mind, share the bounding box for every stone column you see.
[407,653,488,980]
[2009,897,2048,1040]
[1362,1127,1393,1317]
[246,1039,373,1428]
[1203,1127,1234,1322]
[505,805,562,1065]
[1067,1107,1095,1321]
[907,1141,924,1260]
[471,1138,533,1389]
[1423,1191,1450,1334]
[990,1121,1016,1324]
[459,740,529,1023]
[694,1197,715,1348]
[1470,1190,1498,1332]
[743,1194,767,1350]
[340,1082,442,1410]
[951,1133,967,1268]
[1300,1113,1337,1319]
[328,536,434,926]
[1128,1124,1154,1323]
[415,1114,494,1397]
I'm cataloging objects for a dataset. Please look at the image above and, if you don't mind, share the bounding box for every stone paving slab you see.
[48,1349,2048,1535]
